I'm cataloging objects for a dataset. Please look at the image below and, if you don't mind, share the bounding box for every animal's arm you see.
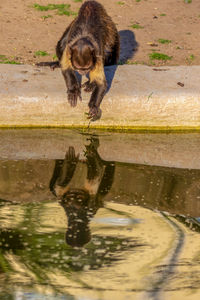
[88,58,107,120]
[60,46,82,107]
[49,147,79,196]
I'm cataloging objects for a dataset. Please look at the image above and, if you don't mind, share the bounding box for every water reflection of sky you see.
[93,217,141,226]
[15,291,70,300]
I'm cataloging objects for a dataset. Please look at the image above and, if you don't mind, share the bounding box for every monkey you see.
[49,137,115,247]
[55,0,120,121]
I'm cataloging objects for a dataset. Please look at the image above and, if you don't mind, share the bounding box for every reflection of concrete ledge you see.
[1,64,200,129]
[0,129,200,169]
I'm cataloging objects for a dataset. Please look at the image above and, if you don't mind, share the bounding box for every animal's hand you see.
[82,80,96,93]
[88,106,102,121]
[67,86,82,107]
[65,146,79,162]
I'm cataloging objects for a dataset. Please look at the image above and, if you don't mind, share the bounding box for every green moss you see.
[186,54,195,64]
[41,15,53,19]
[33,3,77,16]
[158,39,172,44]
[149,52,172,61]
[130,23,144,29]
[52,54,58,60]
[189,54,195,60]
[34,51,49,57]
[0,55,21,64]
[0,125,200,133]
[0,60,21,65]
[34,3,70,11]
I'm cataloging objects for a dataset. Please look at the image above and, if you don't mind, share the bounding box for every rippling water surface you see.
[0,130,200,300]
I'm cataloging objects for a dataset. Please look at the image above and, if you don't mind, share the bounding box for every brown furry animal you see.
[56,0,120,120]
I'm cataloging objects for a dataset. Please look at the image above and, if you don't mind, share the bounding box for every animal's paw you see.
[65,146,79,162]
[82,80,96,93]
[88,106,102,121]
[67,87,82,107]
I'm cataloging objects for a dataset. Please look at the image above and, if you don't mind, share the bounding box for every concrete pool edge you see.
[1,64,200,129]
[1,128,200,169]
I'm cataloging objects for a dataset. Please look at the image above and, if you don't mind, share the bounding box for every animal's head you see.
[70,38,96,75]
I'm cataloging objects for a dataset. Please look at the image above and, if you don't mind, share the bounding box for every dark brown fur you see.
[56,0,120,120]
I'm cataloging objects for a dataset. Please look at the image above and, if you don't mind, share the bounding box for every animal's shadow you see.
[105,30,138,92]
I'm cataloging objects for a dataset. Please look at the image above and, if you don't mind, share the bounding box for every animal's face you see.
[70,38,96,75]
[62,189,90,208]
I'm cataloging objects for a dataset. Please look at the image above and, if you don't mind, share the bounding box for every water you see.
[0,129,200,300]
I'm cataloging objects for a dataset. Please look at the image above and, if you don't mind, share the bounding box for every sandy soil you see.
[0,0,200,66]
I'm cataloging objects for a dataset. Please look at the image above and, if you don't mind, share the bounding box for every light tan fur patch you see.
[84,178,101,195]
[60,46,72,70]
[89,58,105,85]
[54,185,70,198]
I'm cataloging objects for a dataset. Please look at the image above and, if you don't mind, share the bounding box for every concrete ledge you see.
[1,64,200,128]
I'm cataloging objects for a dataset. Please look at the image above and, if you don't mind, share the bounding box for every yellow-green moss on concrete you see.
[0,124,200,133]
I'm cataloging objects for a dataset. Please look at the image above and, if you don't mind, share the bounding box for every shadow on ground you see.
[119,30,138,63]
[105,30,138,92]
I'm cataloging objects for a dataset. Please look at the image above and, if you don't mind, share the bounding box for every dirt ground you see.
[0,0,200,66]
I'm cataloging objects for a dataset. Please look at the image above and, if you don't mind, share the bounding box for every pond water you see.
[0,129,200,300]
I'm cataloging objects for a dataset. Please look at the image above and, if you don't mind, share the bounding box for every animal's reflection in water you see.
[50,137,115,247]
